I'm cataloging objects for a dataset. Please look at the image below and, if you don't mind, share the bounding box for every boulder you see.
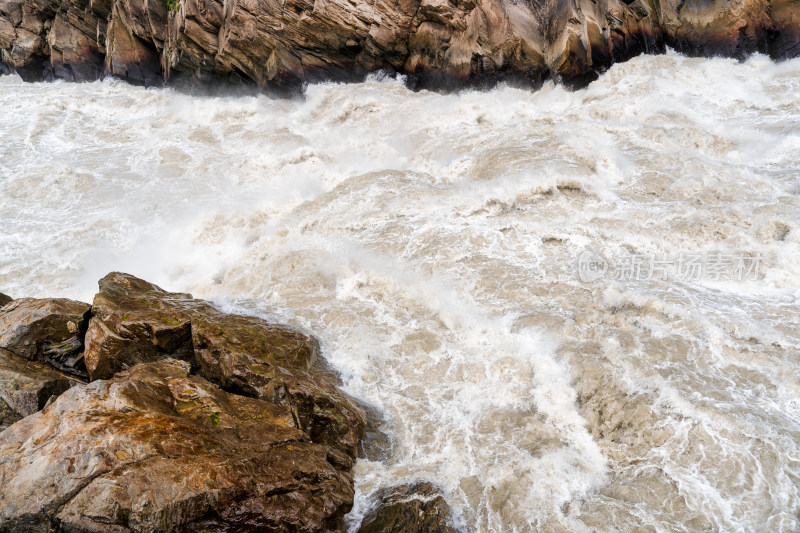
[0,298,91,378]
[0,347,83,421]
[85,272,366,460]
[0,358,355,532]
[0,293,11,307]
[358,482,458,533]
[83,274,196,380]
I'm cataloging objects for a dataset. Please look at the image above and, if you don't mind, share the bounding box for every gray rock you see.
[358,402,395,462]
[0,397,21,432]
[0,347,84,421]
[0,298,91,379]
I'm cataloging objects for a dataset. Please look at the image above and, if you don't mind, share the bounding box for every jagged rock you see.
[358,482,458,533]
[0,293,11,307]
[1,0,798,89]
[104,0,165,85]
[0,347,83,422]
[0,298,91,379]
[0,276,373,530]
[0,358,355,532]
[46,8,105,80]
[83,275,196,380]
[85,272,366,460]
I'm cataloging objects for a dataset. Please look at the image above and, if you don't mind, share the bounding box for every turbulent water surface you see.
[1,52,799,532]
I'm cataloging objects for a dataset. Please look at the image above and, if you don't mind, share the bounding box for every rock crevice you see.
[1,0,798,90]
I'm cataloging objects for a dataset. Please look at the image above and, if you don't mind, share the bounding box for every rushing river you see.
[1,51,799,532]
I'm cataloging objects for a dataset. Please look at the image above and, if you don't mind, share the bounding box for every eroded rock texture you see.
[0,297,91,377]
[1,0,798,90]
[0,347,83,420]
[0,273,370,532]
[0,359,355,532]
[84,272,366,459]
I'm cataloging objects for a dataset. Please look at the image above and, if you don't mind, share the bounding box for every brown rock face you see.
[0,358,355,532]
[83,274,196,380]
[357,482,458,533]
[1,0,798,89]
[0,298,91,377]
[0,274,373,532]
[85,272,366,460]
[0,294,11,308]
[0,347,83,420]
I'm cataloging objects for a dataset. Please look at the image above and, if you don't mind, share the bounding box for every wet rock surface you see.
[85,272,366,459]
[0,293,11,307]
[0,297,91,377]
[358,402,394,462]
[0,272,374,532]
[357,482,458,533]
[0,358,355,532]
[1,0,798,90]
[0,347,83,420]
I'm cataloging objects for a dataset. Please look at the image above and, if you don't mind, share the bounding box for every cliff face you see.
[1,0,798,90]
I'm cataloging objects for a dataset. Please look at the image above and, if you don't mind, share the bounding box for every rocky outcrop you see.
[0,273,373,532]
[84,272,366,459]
[83,275,196,380]
[0,358,355,532]
[1,0,798,90]
[357,482,458,533]
[0,298,91,378]
[0,294,11,308]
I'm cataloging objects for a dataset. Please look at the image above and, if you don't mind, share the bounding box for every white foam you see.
[1,52,799,531]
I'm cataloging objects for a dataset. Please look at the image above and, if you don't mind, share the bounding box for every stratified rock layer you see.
[1,0,798,90]
[0,358,355,532]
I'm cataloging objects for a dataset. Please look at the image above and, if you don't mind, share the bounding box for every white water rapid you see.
[1,51,799,532]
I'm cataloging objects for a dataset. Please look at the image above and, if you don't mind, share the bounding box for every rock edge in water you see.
[357,481,459,533]
[1,0,798,92]
[0,273,373,532]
